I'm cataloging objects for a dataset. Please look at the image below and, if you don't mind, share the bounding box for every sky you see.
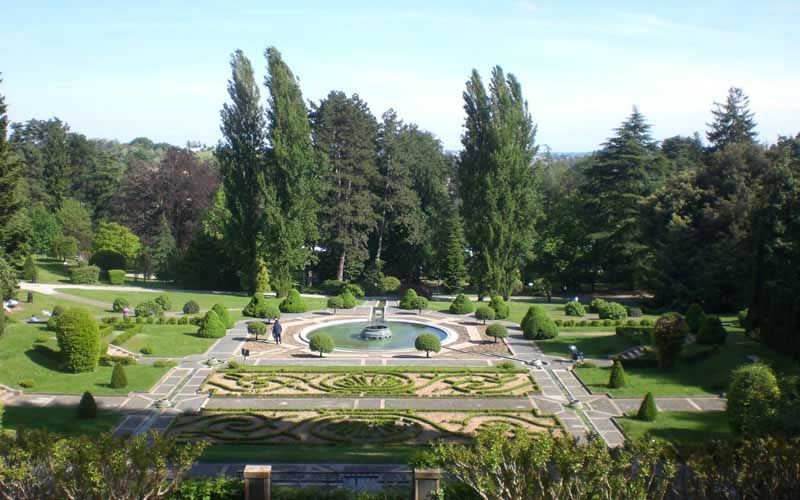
[1,0,798,152]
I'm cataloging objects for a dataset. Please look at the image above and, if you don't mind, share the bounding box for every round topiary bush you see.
[411,296,429,313]
[212,303,234,329]
[197,310,226,338]
[449,294,475,315]
[279,289,307,313]
[327,296,344,314]
[112,298,130,313]
[697,315,727,345]
[652,312,688,368]
[488,295,510,319]
[627,307,643,318]
[154,295,172,312]
[415,333,441,358]
[609,359,626,388]
[485,324,508,343]
[381,276,401,294]
[342,283,364,298]
[243,294,268,318]
[110,363,128,389]
[685,304,706,335]
[399,289,418,310]
[108,269,125,285]
[590,298,606,313]
[55,307,100,373]
[134,300,159,318]
[340,291,357,309]
[597,301,627,320]
[247,321,267,340]
[309,332,334,357]
[183,300,200,314]
[475,305,495,324]
[564,301,586,317]
[727,363,780,436]
[77,391,97,419]
[637,392,658,421]
[521,305,558,340]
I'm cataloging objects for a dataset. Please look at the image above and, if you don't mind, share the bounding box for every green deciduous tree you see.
[29,204,61,255]
[56,198,93,253]
[92,221,141,267]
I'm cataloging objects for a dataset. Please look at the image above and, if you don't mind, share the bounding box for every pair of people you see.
[271,319,282,344]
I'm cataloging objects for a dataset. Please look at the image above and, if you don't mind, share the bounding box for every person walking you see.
[272,319,283,345]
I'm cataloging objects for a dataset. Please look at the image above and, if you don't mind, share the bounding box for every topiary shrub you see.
[112,298,130,313]
[727,363,781,436]
[212,303,234,329]
[564,301,586,317]
[135,300,159,318]
[640,318,653,327]
[77,391,97,419]
[609,359,626,388]
[627,307,643,318]
[155,295,172,312]
[197,310,226,338]
[279,289,307,313]
[411,296,428,313]
[110,363,128,388]
[140,346,154,355]
[652,312,688,368]
[342,283,364,298]
[521,305,558,340]
[685,304,706,334]
[264,305,280,323]
[399,284,433,300]
[590,298,606,313]
[177,316,189,325]
[108,269,125,285]
[381,276,401,294]
[70,265,100,284]
[475,305,495,324]
[89,249,126,273]
[340,292,356,309]
[247,321,267,340]
[449,294,475,314]
[23,255,38,282]
[637,392,658,421]
[488,295,509,319]
[183,300,200,314]
[399,289,419,310]
[415,333,441,358]
[55,307,100,373]
[486,324,508,343]
[327,296,344,314]
[597,301,627,320]
[309,332,334,357]
[320,279,345,295]
[243,294,269,318]
[697,315,727,345]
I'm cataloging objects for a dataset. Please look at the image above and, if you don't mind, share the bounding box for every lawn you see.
[537,333,641,359]
[32,256,75,284]
[617,410,731,445]
[574,332,799,397]
[201,444,419,464]
[2,405,121,436]
[0,322,169,394]
[7,291,107,319]
[117,324,217,357]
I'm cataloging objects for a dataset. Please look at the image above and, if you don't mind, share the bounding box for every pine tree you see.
[217,50,268,292]
[150,214,176,279]
[441,204,468,292]
[0,76,31,261]
[707,87,757,151]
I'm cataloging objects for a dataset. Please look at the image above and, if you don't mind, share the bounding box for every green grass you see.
[201,444,419,464]
[0,322,169,394]
[537,333,641,359]
[8,291,108,319]
[32,256,75,284]
[2,405,121,436]
[574,332,799,397]
[617,410,731,445]
[117,324,218,357]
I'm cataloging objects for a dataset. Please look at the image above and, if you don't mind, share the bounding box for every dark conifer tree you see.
[707,87,757,151]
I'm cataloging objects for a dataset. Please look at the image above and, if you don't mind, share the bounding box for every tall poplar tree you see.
[263,47,318,295]
[457,67,539,299]
[707,87,758,152]
[217,50,268,292]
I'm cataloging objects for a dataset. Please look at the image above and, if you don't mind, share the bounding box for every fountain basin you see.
[299,319,456,352]
[361,324,392,340]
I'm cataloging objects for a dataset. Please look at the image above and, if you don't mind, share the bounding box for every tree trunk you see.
[337,251,346,281]
[376,207,386,263]
[426,351,430,358]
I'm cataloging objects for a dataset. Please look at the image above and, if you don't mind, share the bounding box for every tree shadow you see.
[24,344,64,371]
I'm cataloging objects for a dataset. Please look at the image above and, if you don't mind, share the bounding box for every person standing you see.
[272,319,283,345]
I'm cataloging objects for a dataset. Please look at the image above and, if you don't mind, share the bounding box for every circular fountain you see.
[361,324,392,340]
[300,320,456,352]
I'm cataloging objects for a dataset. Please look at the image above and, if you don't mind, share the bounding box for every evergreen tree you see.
[56,198,93,253]
[263,47,319,291]
[441,203,468,292]
[150,214,177,279]
[29,204,61,255]
[311,91,380,281]
[457,67,539,299]
[217,50,268,292]
[707,87,757,151]
[0,77,31,261]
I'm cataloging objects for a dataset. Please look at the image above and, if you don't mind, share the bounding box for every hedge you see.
[399,289,419,310]
[56,308,101,373]
[615,325,653,344]
[135,300,160,318]
[69,266,100,284]
[108,269,126,285]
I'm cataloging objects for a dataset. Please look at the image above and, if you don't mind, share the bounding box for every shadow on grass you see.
[24,344,63,371]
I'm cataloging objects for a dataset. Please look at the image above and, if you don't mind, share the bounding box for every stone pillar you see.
[243,465,271,500]
[413,468,442,500]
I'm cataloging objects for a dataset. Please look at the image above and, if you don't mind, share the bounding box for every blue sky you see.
[2,0,798,151]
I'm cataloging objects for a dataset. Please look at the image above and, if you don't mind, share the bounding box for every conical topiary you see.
[77,391,98,419]
[697,315,727,345]
[637,392,658,421]
[110,363,128,389]
[198,310,226,338]
[212,303,234,328]
[685,303,706,334]
[609,359,626,389]
[279,289,307,313]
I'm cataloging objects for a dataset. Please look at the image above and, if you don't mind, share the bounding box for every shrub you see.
[166,317,176,325]
[197,310,226,338]
[342,283,364,298]
[183,300,200,314]
[146,317,155,324]
[77,391,97,419]
[399,284,433,300]
[155,295,172,312]
[399,289,419,310]
[727,363,781,436]
[212,303,234,328]
[112,298,130,313]
[597,301,627,320]
[263,305,280,323]
[23,255,38,282]
[381,276,401,294]
[99,355,137,367]
[652,312,688,368]
[108,269,125,285]
[602,319,613,327]
[486,324,508,343]
[247,322,267,340]
[35,334,50,343]
[415,333,441,358]
[55,307,100,373]
[697,315,727,345]
[279,289,307,313]
[153,359,177,368]
[554,319,563,327]
[110,363,128,388]
[135,300,159,318]
[615,325,653,343]
[320,279,345,295]
[627,307,643,318]
[737,308,750,330]
[626,319,638,326]
[177,316,189,325]
[340,291,357,309]
[449,294,475,314]
[640,318,653,327]
[254,260,271,294]
[475,305,495,324]
[243,294,269,318]
[609,360,626,388]
[563,319,575,327]
[591,320,600,327]
[89,249,126,273]
[309,332,334,357]
[411,296,429,313]
[521,305,558,340]
[637,392,658,421]
[69,265,100,284]
[488,295,509,319]
[140,346,154,355]
[327,296,344,314]
[18,379,34,388]
[564,301,586,317]
[685,304,706,334]
[590,298,606,313]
